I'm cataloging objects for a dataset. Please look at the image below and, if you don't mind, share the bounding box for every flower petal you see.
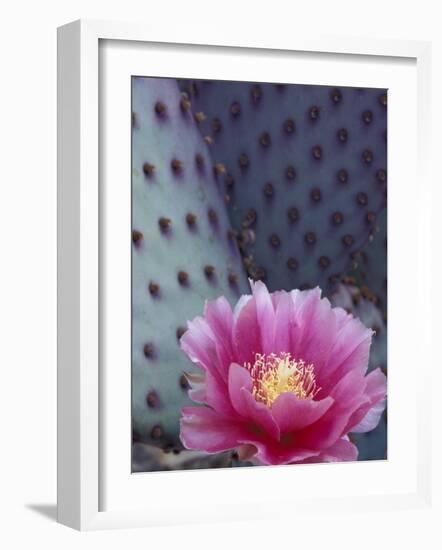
[321,437,359,462]
[334,307,353,330]
[251,280,275,355]
[271,393,334,432]
[273,291,293,354]
[298,368,369,449]
[228,363,280,441]
[181,316,235,415]
[180,406,249,453]
[287,288,319,357]
[320,316,372,393]
[350,368,387,433]
[233,297,262,365]
[180,316,217,373]
[227,362,253,401]
[351,398,386,434]
[233,293,252,321]
[204,296,235,378]
[237,444,258,461]
[271,290,287,309]
[184,372,207,404]
[299,438,359,463]
[253,442,320,465]
[297,294,338,374]
[204,371,236,416]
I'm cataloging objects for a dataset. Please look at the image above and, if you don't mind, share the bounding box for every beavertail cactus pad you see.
[180,80,387,295]
[132,77,248,452]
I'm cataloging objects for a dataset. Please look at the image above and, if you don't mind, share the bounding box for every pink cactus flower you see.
[179,281,387,465]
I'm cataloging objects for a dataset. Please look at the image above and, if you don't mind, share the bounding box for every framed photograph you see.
[57,19,432,530]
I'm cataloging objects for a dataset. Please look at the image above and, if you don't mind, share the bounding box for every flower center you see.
[244,352,320,407]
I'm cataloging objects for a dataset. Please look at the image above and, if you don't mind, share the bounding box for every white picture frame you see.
[57,19,433,531]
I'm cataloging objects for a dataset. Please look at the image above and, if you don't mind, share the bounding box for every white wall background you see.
[0,0,440,547]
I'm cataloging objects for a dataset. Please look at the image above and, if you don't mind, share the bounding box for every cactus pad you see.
[180,80,387,296]
[132,77,248,453]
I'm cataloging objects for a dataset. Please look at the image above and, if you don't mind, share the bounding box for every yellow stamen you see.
[245,352,319,407]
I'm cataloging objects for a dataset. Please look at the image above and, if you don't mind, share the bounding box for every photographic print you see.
[131,77,387,473]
